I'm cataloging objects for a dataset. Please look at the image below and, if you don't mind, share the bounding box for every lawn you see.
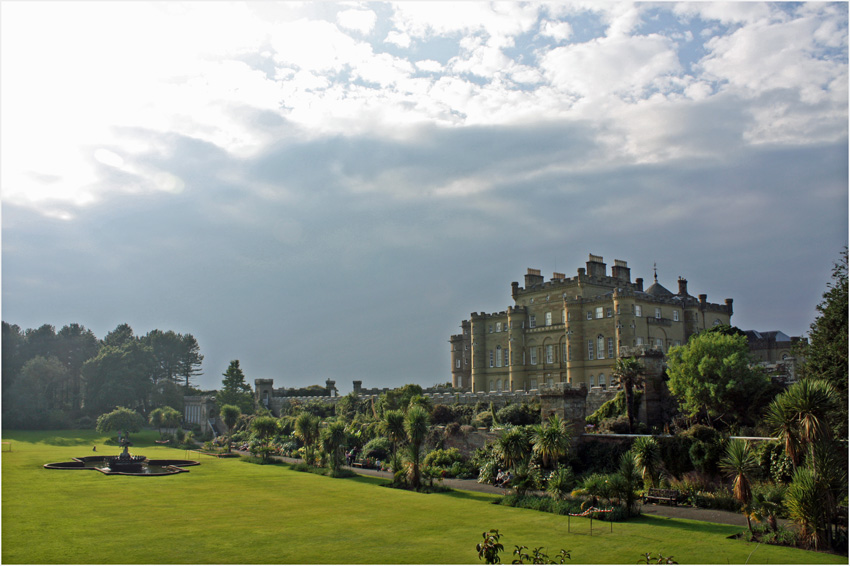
[2,430,845,564]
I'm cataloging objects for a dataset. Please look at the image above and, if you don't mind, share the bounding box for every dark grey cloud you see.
[3,118,846,392]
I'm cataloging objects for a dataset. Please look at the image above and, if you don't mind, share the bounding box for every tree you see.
[149,407,166,437]
[382,409,407,456]
[798,249,848,439]
[611,357,644,433]
[95,406,145,438]
[220,404,241,452]
[321,421,348,474]
[531,414,571,468]
[217,360,253,414]
[295,412,320,465]
[55,323,99,410]
[497,427,531,471]
[404,404,430,489]
[82,340,156,416]
[719,439,759,532]
[177,333,204,391]
[632,436,662,488]
[613,451,642,517]
[666,333,771,428]
[251,415,279,462]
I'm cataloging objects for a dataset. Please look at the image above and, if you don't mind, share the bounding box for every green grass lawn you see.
[2,430,846,564]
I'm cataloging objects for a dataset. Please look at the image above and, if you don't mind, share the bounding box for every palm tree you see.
[382,409,407,456]
[764,393,801,469]
[251,415,279,462]
[497,427,530,471]
[148,407,165,438]
[614,451,642,517]
[294,412,320,465]
[786,467,829,550]
[631,436,662,488]
[612,357,645,433]
[404,404,430,489]
[321,421,348,474]
[719,439,759,532]
[220,404,241,453]
[784,380,838,474]
[531,415,571,468]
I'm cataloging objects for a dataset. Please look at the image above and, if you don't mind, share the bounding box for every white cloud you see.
[385,30,412,48]
[337,8,377,34]
[538,20,573,42]
[415,59,443,73]
[540,34,682,99]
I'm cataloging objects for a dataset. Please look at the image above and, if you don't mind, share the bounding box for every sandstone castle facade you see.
[450,254,734,393]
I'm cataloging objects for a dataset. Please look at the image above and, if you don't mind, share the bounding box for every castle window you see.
[529,315,537,328]
[545,312,552,326]
[489,324,493,333]
[456,359,461,369]
[636,337,644,346]
[590,374,596,387]
[562,310,566,324]
[496,322,502,332]
[546,344,554,364]
[656,338,664,350]
[608,337,614,358]
[546,376,554,387]
[489,380,495,392]
[599,374,606,388]
[596,307,604,319]
[655,307,662,319]
[530,378,537,390]
[597,335,605,359]
[673,310,679,322]
[529,348,538,365]
[567,311,572,322]
[568,345,572,361]
[607,307,613,317]
[587,340,594,360]
[587,311,592,320]
[489,351,494,367]
[616,304,621,315]
[504,348,509,366]
[496,379,502,392]
[635,305,642,317]
[495,346,502,368]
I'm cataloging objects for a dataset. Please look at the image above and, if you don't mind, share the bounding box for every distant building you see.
[450,254,734,393]
[745,330,806,384]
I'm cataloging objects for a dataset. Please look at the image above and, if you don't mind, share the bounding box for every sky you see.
[2,1,847,394]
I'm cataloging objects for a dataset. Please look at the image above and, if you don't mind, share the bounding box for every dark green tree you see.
[95,406,145,438]
[666,332,771,428]
[82,340,156,416]
[220,404,241,452]
[55,323,99,410]
[798,249,848,439]
[612,357,645,433]
[217,360,253,414]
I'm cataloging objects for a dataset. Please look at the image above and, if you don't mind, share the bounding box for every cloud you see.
[337,8,377,34]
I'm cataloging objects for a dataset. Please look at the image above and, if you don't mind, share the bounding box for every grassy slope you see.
[2,430,845,564]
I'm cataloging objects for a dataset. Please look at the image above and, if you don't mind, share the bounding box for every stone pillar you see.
[470,313,487,392]
[538,383,588,438]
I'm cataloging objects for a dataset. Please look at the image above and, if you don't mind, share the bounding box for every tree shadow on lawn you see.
[633,514,741,537]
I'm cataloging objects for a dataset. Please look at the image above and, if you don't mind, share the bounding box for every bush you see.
[361,437,390,460]
[657,435,695,479]
[472,411,494,429]
[496,403,541,426]
[445,422,462,437]
[572,439,630,475]
[596,415,631,434]
[423,447,464,469]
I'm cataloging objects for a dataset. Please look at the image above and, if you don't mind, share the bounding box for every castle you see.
[450,254,734,393]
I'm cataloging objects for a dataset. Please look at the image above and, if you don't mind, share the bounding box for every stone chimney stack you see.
[524,268,544,288]
[611,259,630,282]
[699,294,707,308]
[586,254,607,277]
[678,277,688,296]
[635,277,644,291]
[725,298,734,315]
[511,281,519,299]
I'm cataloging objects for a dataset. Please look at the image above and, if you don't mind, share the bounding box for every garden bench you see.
[644,488,680,506]
[352,462,365,468]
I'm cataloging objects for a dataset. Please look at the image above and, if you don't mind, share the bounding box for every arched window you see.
[489,380,495,392]
[599,374,606,388]
[590,374,596,387]
[597,335,605,359]
[496,346,502,367]
[496,379,502,392]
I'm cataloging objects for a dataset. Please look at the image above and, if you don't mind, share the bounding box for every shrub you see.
[423,447,464,469]
[496,403,541,426]
[362,437,391,460]
[472,411,494,429]
[657,435,695,479]
[572,438,630,475]
[445,422,461,437]
[546,466,576,500]
[596,415,631,434]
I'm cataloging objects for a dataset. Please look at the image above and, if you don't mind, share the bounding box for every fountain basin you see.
[44,456,200,476]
